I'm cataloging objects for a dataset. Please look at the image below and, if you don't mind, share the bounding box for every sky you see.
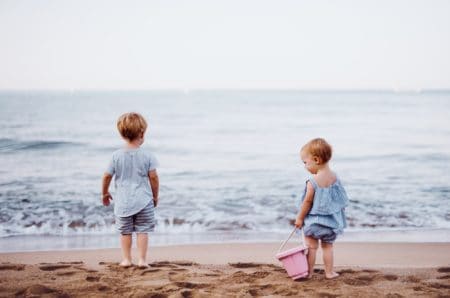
[0,0,449,90]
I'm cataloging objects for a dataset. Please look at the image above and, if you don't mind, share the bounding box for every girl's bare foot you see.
[138,259,148,269]
[119,259,132,267]
[325,272,339,279]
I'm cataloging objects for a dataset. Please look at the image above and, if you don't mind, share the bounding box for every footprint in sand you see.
[385,293,404,298]
[180,290,194,298]
[405,275,421,283]
[140,268,162,275]
[413,285,427,292]
[247,288,260,296]
[204,273,221,277]
[227,271,266,283]
[92,283,110,292]
[250,271,270,279]
[437,267,450,273]
[150,262,178,268]
[174,281,207,289]
[172,261,198,266]
[338,269,356,274]
[99,277,123,285]
[145,293,168,298]
[0,263,25,271]
[437,274,450,280]
[383,274,399,281]
[56,271,79,276]
[272,285,297,296]
[38,264,72,271]
[103,263,136,271]
[271,267,287,273]
[428,282,450,290]
[57,261,84,265]
[343,275,375,286]
[228,262,262,268]
[362,269,379,273]
[86,275,101,282]
[317,292,340,298]
[99,261,121,267]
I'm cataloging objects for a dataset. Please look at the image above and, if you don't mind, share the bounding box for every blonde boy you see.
[102,112,159,268]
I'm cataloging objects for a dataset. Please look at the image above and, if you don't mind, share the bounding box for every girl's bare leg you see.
[321,242,339,279]
[305,236,318,278]
[137,233,149,268]
[120,234,132,267]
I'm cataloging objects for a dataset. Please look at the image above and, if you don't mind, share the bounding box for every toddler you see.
[102,112,159,268]
[295,138,348,279]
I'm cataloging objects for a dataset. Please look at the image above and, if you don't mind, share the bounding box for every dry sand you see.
[1,242,449,297]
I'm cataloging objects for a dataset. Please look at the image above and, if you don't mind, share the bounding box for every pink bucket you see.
[276,228,309,280]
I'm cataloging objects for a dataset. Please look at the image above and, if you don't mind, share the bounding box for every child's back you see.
[108,147,158,217]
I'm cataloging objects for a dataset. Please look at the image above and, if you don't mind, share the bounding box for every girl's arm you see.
[295,181,315,228]
[102,173,113,206]
[148,170,159,207]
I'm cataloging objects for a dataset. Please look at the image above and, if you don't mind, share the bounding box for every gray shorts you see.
[115,202,155,234]
[304,224,337,243]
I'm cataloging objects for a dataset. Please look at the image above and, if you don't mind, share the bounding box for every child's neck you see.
[315,163,332,175]
[125,139,141,149]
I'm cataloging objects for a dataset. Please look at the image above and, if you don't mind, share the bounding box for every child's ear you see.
[313,156,321,164]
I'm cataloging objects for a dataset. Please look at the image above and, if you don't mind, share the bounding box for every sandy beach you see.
[1,242,449,297]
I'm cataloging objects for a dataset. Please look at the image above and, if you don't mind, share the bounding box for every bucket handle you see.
[277,227,307,253]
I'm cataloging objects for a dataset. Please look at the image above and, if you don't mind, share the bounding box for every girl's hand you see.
[153,197,158,207]
[102,193,112,206]
[295,217,304,228]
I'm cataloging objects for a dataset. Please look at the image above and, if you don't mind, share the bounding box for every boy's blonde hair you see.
[301,138,332,164]
[117,112,148,141]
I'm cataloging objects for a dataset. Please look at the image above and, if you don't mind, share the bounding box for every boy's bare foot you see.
[138,260,148,269]
[119,260,132,267]
[325,272,339,279]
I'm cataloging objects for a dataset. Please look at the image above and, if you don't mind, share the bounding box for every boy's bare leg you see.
[120,234,132,267]
[305,236,318,278]
[137,233,149,268]
[321,242,339,279]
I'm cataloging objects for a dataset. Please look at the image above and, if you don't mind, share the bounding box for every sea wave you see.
[1,194,449,237]
[0,138,84,152]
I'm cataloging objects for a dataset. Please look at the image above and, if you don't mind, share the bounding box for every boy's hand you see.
[295,217,304,228]
[153,197,158,207]
[102,193,113,206]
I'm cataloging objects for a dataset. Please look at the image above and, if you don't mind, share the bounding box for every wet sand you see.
[1,242,449,297]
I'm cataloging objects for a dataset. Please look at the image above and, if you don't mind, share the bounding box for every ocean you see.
[0,90,449,251]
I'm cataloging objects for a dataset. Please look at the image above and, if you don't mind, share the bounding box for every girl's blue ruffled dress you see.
[297,176,349,242]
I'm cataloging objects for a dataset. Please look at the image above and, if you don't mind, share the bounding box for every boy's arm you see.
[102,173,113,206]
[148,170,159,207]
[295,181,315,228]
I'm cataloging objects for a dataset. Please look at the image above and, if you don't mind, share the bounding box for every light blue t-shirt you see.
[299,176,348,234]
[106,147,159,217]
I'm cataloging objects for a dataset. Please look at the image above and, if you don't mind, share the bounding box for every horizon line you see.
[1,88,449,93]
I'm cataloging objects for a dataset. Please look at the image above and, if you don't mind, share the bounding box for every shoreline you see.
[1,228,449,253]
[1,242,449,269]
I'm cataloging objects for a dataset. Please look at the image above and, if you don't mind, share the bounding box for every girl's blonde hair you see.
[301,138,332,164]
[117,112,148,141]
